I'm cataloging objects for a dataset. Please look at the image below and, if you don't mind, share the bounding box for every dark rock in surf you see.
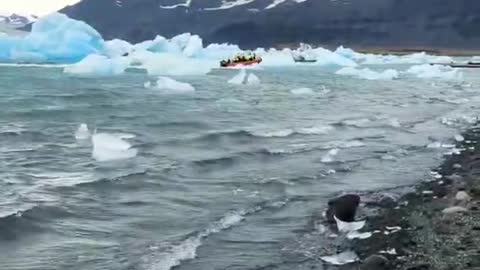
[326,194,360,223]
[360,255,389,270]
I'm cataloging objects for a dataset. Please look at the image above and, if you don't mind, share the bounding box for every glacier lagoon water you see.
[1,63,480,269]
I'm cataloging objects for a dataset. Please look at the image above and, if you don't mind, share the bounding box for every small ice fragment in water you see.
[320,251,359,265]
[321,148,339,163]
[156,76,195,93]
[455,134,465,142]
[92,133,137,162]
[228,69,247,85]
[246,73,260,85]
[442,206,467,214]
[455,191,471,202]
[75,123,91,140]
[334,216,365,233]
[379,248,397,255]
[290,87,314,95]
[385,226,402,231]
[346,231,372,240]
[144,81,152,88]
[422,190,433,195]
[327,169,336,175]
[427,142,442,148]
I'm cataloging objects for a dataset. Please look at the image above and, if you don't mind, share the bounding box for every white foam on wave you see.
[74,123,91,140]
[142,200,289,270]
[406,64,462,80]
[249,124,333,137]
[296,125,334,135]
[250,128,295,138]
[91,133,137,162]
[246,73,260,85]
[336,67,399,80]
[228,69,247,85]
[227,69,260,85]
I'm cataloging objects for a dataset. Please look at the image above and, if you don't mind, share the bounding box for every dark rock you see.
[406,263,431,270]
[360,255,389,270]
[469,255,480,267]
[473,226,480,231]
[378,196,397,208]
[433,185,449,198]
[326,194,360,223]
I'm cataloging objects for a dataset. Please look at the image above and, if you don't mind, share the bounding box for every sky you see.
[0,0,81,16]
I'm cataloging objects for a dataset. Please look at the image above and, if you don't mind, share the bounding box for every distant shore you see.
[351,126,480,269]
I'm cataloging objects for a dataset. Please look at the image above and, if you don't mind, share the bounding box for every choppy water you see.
[0,64,479,269]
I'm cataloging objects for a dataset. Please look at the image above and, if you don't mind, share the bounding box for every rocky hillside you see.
[61,0,480,49]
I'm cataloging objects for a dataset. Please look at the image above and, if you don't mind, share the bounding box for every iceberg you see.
[64,54,130,76]
[336,67,399,80]
[132,51,214,76]
[0,13,105,63]
[406,64,462,80]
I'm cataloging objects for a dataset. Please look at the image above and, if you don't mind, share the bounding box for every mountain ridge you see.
[61,0,480,49]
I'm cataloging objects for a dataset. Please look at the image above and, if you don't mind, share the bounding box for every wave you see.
[141,199,289,270]
[336,117,401,129]
[194,125,334,142]
[0,205,74,241]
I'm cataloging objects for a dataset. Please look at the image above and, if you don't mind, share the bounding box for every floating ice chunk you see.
[379,248,397,255]
[442,206,467,214]
[427,141,442,148]
[290,87,314,95]
[91,133,137,162]
[346,231,372,240]
[155,76,195,93]
[334,216,366,232]
[406,64,462,80]
[320,251,359,265]
[321,148,339,163]
[75,123,91,140]
[228,69,247,85]
[64,54,130,76]
[246,73,260,85]
[336,67,399,80]
[455,134,465,142]
[144,81,152,88]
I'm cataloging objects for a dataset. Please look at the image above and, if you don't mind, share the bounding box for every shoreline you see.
[350,125,480,269]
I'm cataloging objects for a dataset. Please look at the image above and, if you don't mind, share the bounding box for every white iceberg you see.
[336,67,399,80]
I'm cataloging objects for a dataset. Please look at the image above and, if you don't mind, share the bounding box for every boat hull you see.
[220,59,262,68]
